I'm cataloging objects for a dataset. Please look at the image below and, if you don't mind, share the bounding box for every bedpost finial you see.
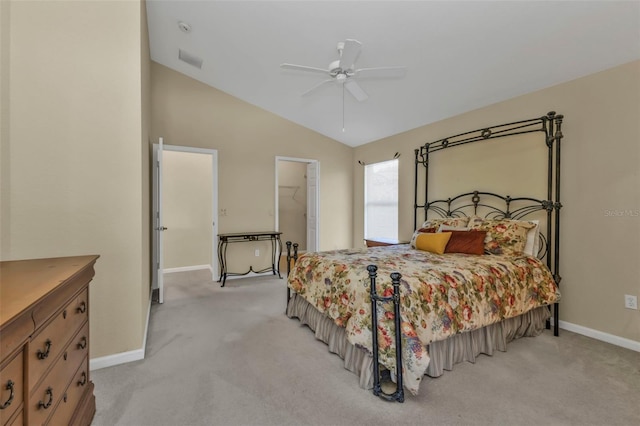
[390,272,402,284]
[367,264,378,276]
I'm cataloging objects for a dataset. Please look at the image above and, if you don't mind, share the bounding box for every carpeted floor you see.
[91,270,640,426]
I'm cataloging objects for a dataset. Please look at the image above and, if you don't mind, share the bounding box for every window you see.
[364,159,398,239]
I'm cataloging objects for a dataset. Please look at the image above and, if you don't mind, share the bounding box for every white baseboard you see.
[558,320,640,352]
[90,348,144,371]
[163,264,211,274]
[90,290,153,371]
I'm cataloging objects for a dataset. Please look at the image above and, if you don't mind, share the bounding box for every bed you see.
[285,112,564,401]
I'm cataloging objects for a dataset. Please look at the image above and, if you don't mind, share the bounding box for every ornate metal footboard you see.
[285,241,298,307]
[367,265,404,402]
[285,241,404,402]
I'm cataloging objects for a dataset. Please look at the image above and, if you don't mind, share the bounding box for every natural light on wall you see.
[364,159,399,239]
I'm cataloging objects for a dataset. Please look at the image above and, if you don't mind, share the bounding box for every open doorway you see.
[275,157,319,262]
[152,143,218,303]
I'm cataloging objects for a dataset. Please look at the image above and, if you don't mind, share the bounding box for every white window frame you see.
[364,159,399,240]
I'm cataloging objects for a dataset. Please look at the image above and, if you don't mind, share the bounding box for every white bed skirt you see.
[286,293,550,390]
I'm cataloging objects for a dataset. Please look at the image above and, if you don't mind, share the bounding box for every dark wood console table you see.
[217,231,283,287]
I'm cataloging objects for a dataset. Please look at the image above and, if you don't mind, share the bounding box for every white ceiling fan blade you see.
[338,39,362,70]
[344,79,368,102]
[301,79,334,97]
[280,63,329,75]
[355,66,408,79]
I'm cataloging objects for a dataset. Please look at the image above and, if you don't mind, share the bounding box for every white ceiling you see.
[146,1,640,147]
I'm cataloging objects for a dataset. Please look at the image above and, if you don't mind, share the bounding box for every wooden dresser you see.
[0,255,98,426]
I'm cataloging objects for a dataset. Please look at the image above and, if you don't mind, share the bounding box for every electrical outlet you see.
[255,249,260,257]
[624,295,638,310]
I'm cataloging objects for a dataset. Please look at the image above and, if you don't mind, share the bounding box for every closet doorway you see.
[152,142,218,303]
[275,157,319,257]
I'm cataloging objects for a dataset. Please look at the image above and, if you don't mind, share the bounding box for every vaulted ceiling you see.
[146,1,640,147]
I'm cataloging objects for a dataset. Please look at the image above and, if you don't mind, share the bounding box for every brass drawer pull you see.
[0,380,14,409]
[77,372,87,387]
[76,301,87,314]
[37,339,52,360]
[77,336,87,350]
[38,387,53,409]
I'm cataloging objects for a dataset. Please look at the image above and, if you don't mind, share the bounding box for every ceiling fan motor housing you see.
[329,60,353,78]
[329,60,342,76]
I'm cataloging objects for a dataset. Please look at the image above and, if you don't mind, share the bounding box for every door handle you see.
[156,226,168,231]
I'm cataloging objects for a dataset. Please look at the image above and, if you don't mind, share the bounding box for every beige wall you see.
[354,60,640,343]
[278,161,308,250]
[162,151,212,269]
[140,0,152,351]
[2,0,150,359]
[151,63,353,273]
[0,0,11,257]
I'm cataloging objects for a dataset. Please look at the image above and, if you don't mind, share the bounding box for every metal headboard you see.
[413,111,564,335]
[426,190,552,259]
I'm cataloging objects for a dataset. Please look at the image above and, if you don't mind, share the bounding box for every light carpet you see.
[91,270,640,426]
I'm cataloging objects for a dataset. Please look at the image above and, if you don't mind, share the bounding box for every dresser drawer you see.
[28,289,88,391]
[31,266,93,330]
[5,408,22,426]
[29,324,88,426]
[0,351,23,425]
[46,357,89,426]
[0,313,33,365]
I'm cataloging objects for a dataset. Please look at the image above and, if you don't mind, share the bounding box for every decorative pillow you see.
[409,226,436,248]
[467,217,536,256]
[415,232,452,254]
[438,224,469,232]
[421,217,470,230]
[444,230,487,255]
[522,220,540,257]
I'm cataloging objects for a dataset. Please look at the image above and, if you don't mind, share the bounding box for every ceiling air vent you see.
[178,49,203,69]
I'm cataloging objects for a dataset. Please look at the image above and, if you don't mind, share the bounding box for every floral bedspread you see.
[287,244,560,395]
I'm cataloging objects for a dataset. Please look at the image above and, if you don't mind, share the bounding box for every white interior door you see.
[152,137,165,303]
[306,161,319,252]
[153,144,218,291]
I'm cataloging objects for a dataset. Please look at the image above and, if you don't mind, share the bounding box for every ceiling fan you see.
[280,39,407,102]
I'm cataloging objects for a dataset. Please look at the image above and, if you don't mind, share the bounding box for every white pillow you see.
[523,220,540,256]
